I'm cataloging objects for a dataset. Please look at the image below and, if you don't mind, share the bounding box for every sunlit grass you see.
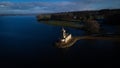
[39,21,84,29]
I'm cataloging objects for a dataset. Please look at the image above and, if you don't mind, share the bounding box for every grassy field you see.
[39,21,84,29]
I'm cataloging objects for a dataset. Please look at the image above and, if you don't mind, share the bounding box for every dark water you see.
[0,16,119,67]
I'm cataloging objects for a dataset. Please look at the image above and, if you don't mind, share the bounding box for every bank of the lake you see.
[0,16,120,67]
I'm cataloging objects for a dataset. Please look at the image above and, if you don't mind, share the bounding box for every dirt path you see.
[75,36,120,41]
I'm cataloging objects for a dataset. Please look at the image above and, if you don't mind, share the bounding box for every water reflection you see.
[0,16,120,66]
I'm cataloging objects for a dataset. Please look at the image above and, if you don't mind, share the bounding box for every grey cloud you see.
[0,0,120,14]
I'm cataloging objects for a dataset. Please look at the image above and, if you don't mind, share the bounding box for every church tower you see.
[62,27,66,39]
[61,27,72,43]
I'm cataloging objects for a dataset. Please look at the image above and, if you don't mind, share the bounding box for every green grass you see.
[39,21,84,29]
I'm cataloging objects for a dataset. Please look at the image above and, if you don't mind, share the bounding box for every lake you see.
[0,16,119,67]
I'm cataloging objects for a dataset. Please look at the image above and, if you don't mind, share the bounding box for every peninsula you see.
[37,9,120,34]
[37,9,120,48]
[55,28,120,48]
[55,27,78,48]
[37,9,120,25]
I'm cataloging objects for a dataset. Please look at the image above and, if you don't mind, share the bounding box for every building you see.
[60,28,72,43]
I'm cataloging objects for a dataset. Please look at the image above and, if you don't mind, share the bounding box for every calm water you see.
[0,16,119,67]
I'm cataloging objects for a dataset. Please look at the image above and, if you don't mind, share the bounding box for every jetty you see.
[55,28,120,48]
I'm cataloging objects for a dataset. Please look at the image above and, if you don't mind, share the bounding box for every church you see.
[60,28,72,43]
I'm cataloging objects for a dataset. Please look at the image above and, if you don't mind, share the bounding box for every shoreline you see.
[55,35,120,48]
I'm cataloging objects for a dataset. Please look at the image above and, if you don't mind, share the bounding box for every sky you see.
[0,0,120,14]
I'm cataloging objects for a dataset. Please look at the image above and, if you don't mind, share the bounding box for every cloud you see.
[0,0,120,14]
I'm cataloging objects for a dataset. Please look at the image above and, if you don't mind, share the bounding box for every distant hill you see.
[0,13,38,16]
[37,9,120,25]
